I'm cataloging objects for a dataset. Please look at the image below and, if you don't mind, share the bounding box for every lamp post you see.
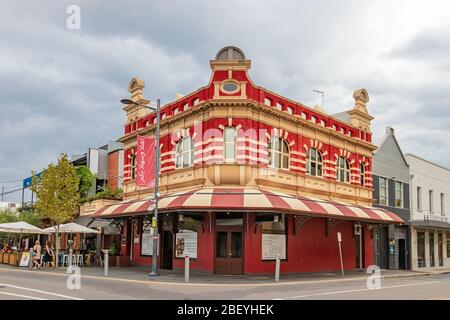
[121,98,161,276]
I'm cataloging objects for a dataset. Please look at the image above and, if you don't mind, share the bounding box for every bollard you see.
[102,250,109,277]
[29,248,34,270]
[275,256,280,282]
[185,255,190,283]
[69,248,73,266]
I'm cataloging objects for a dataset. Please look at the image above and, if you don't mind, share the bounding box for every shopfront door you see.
[429,232,435,267]
[214,226,243,274]
[438,233,443,267]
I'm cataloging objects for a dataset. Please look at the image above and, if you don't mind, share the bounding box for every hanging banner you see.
[175,231,198,258]
[136,135,155,188]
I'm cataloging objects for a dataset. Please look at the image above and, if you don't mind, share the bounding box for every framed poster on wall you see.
[175,231,197,259]
[262,234,286,260]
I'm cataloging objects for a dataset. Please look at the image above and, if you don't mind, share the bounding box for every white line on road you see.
[0,282,83,300]
[278,281,440,299]
[0,291,47,300]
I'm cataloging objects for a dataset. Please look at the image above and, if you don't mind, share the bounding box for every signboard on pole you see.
[22,172,42,189]
[262,234,286,260]
[141,232,159,256]
[175,231,198,259]
[136,135,155,188]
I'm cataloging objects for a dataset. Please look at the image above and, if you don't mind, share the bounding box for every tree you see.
[30,153,80,267]
[75,165,96,198]
[18,208,43,228]
[0,208,19,223]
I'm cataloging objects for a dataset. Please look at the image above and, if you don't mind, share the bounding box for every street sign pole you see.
[149,99,161,277]
[337,232,344,278]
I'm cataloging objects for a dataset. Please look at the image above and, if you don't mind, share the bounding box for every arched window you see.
[336,156,350,182]
[268,137,289,169]
[131,154,136,180]
[360,163,365,186]
[175,137,194,168]
[306,148,323,177]
[224,126,236,162]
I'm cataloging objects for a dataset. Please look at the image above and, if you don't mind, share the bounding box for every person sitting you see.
[32,240,42,269]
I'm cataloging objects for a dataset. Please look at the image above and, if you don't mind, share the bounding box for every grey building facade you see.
[372,127,411,269]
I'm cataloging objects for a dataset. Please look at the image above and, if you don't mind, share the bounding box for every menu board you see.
[141,233,159,256]
[175,231,198,259]
[19,252,30,267]
[261,234,286,260]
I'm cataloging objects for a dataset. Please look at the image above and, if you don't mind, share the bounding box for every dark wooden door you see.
[160,231,173,270]
[214,227,243,274]
[398,239,406,269]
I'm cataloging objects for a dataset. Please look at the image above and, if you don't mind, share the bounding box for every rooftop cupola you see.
[210,46,251,71]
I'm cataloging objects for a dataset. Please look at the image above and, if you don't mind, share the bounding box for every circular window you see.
[222,82,239,93]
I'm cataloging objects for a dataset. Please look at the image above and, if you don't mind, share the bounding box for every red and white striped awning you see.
[93,188,404,224]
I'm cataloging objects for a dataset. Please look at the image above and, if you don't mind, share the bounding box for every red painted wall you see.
[128,213,374,274]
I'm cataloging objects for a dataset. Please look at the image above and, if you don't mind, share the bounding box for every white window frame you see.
[268,136,290,170]
[360,163,365,187]
[336,156,350,183]
[417,186,422,211]
[395,181,403,208]
[224,126,236,162]
[306,148,323,177]
[429,190,434,213]
[379,177,388,206]
[175,137,194,169]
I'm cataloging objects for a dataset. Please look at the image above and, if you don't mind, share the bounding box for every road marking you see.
[0,267,432,288]
[278,281,440,299]
[0,282,83,300]
[0,291,47,300]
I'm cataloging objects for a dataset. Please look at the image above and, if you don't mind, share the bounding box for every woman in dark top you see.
[43,240,55,268]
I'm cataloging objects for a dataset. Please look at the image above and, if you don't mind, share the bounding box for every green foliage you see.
[18,209,43,228]
[79,186,122,204]
[75,165,96,197]
[30,153,80,225]
[0,208,19,223]
[109,242,118,256]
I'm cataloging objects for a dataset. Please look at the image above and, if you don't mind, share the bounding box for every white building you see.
[0,202,21,213]
[406,154,450,270]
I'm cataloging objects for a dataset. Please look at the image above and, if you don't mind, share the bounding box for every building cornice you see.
[119,100,377,152]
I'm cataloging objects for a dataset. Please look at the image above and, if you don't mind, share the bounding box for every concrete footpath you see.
[1,264,448,286]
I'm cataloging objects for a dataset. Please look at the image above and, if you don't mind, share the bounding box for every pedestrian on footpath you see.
[32,240,42,269]
[43,240,55,269]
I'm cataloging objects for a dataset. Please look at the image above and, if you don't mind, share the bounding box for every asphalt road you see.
[0,268,449,300]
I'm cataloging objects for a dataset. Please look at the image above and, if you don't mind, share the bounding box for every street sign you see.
[22,172,42,189]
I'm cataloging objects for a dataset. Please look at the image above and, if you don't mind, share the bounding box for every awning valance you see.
[93,188,404,224]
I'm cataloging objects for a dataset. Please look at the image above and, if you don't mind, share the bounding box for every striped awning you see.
[93,188,404,224]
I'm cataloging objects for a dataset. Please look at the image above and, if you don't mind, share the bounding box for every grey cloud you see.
[1,0,450,202]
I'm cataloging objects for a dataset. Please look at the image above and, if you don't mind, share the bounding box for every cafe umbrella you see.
[0,221,49,249]
[43,222,101,265]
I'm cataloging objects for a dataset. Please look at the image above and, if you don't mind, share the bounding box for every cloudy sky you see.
[1,0,450,202]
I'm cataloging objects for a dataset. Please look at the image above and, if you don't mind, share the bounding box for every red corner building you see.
[93,46,403,275]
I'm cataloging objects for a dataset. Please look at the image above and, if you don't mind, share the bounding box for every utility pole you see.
[1,186,4,202]
[313,89,324,110]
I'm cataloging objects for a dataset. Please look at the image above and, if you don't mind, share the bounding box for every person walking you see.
[32,240,42,269]
[43,240,55,269]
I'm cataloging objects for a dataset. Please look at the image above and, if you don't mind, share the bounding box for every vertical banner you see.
[136,135,155,187]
